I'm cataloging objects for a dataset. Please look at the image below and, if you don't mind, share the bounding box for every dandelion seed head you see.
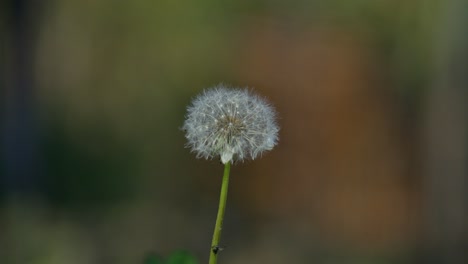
[183,84,279,164]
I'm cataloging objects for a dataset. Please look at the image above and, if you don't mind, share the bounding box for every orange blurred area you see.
[1,1,467,264]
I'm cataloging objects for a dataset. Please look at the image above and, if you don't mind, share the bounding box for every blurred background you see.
[1,0,467,263]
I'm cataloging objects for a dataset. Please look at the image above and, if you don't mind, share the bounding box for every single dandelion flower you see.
[182,84,279,264]
[183,85,279,164]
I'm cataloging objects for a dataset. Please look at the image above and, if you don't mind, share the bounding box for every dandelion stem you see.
[209,162,231,264]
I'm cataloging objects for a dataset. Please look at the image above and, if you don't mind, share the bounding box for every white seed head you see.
[183,85,279,164]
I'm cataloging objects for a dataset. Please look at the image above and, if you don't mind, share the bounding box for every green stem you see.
[209,162,231,264]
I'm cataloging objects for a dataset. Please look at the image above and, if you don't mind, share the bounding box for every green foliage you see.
[166,251,198,264]
[144,254,165,264]
[144,251,198,264]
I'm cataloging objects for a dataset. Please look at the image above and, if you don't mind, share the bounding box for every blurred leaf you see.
[165,250,198,264]
[143,251,198,264]
[143,253,165,264]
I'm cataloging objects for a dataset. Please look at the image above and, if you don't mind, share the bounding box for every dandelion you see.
[182,84,279,264]
[183,85,279,164]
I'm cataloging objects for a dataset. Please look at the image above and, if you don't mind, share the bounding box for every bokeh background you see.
[1,0,467,263]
